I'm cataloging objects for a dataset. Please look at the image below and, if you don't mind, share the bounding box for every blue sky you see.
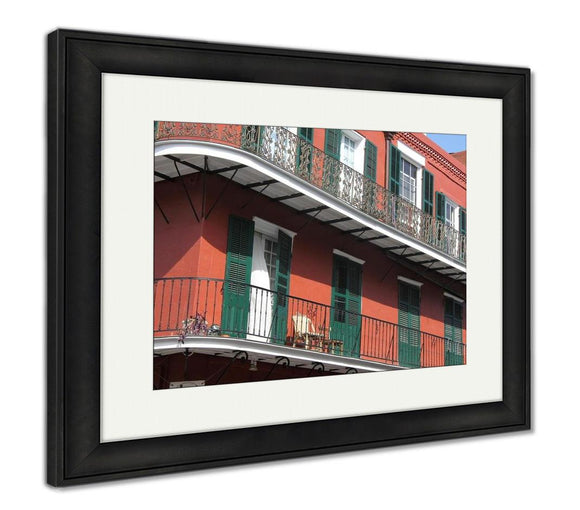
[426,133,466,154]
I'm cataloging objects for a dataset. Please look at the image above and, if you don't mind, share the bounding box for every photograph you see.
[153,122,467,388]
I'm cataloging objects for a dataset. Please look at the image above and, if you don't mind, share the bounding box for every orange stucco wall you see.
[154,169,466,365]
[154,123,467,367]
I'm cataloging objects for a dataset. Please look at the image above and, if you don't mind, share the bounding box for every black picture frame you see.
[47,29,530,486]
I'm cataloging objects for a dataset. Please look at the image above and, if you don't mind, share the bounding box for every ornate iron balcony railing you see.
[155,122,466,263]
[154,277,465,369]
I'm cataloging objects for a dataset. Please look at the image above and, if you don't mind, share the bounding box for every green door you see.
[398,282,421,367]
[271,230,292,344]
[444,298,464,365]
[330,255,362,357]
[222,215,254,337]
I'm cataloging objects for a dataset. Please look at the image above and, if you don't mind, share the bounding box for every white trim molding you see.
[253,216,296,240]
[333,249,365,265]
[443,292,465,303]
[397,276,424,287]
[397,140,426,167]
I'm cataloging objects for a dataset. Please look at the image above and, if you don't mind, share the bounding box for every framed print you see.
[47,29,530,486]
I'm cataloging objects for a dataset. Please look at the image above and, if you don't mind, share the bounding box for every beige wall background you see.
[1,0,572,507]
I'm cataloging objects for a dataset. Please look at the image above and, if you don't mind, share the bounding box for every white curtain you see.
[248,233,272,341]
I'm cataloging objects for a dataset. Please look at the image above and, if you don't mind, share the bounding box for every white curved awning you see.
[155,139,466,281]
[154,336,405,374]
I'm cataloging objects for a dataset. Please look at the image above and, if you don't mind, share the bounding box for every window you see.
[437,193,464,232]
[341,135,356,168]
[445,198,458,227]
[249,225,293,344]
[400,158,418,204]
[325,129,366,173]
[390,143,429,211]
[262,237,278,290]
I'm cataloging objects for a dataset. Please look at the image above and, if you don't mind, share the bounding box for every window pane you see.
[400,159,417,204]
[341,136,356,167]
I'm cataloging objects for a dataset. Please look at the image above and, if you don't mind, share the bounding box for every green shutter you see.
[298,127,313,142]
[241,125,261,152]
[272,230,292,344]
[222,215,254,337]
[330,255,362,357]
[444,298,464,365]
[436,192,446,222]
[296,128,313,176]
[364,140,377,181]
[363,140,378,212]
[398,282,421,367]
[325,129,342,159]
[459,207,467,235]
[389,144,401,194]
[423,170,434,215]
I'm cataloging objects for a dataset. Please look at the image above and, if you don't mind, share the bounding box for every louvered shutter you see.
[330,255,362,357]
[423,170,434,215]
[460,207,467,235]
[272,230,292,344]
[389,144,401,194]
[444,298,464,365]
[325,129,342,159]
[364,140,377,181]
[398,282,421,367]
[222,216,254,337]
[436,192,446,222]
[296,128,313,176]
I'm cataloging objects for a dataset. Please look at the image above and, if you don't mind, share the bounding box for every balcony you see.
[154,277,465,369]
[155,122,466,264]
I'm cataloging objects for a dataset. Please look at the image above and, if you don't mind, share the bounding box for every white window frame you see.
[340,130,365,174]
[444,197,460,230]
[400,157,419,206]
[397,141,425,210]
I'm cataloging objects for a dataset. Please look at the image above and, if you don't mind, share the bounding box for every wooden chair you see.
[292,314,323,351]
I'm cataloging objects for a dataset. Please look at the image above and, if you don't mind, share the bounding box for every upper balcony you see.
[155,122,466,276]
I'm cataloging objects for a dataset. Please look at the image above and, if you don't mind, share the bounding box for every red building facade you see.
[153,123,466,388]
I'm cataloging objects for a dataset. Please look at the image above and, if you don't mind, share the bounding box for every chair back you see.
[292,313,315,335]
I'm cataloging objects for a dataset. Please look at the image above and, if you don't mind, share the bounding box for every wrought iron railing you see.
[155,122,466,263]
[154,277,465,369]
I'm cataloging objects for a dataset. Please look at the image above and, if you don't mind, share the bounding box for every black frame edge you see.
[47,29,65,487]
[46,29,531,486]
